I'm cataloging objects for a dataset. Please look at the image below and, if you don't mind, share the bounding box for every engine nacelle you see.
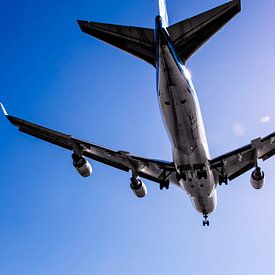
[72,153,92,177]
[250,167,265,189]
[130,177,147,198]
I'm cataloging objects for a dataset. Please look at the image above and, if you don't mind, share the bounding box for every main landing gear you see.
[176,165,208,182]
[203,214,210,226]
[160,181,170,190]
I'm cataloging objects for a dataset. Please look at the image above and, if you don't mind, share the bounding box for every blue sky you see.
[1,0,275,274]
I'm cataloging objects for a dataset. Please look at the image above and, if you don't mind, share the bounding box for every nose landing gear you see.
[203,214,210,226]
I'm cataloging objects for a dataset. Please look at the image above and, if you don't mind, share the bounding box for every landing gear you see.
[218,175,228,185]
[203,214,210,226]
[176,165,208,182]
[160,181,170,190]
[197,170,207,180]
[176,166,188,181]
[176,171,186,181]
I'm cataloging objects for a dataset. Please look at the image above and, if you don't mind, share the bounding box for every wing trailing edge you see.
[78,20,156,66]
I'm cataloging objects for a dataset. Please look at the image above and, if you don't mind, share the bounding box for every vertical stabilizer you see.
[159,0,169,28]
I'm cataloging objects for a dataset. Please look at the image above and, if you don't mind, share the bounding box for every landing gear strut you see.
[203,214,210,226]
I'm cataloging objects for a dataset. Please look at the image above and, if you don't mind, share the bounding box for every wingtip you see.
[77,19,89,29]
[77,20,93,34]
[237,0,241,11]
[0,102,8,116]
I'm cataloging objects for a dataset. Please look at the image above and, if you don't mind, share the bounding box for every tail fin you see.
[159,0,169,28]
[167,0,241,63]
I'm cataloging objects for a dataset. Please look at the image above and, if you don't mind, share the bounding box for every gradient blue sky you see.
[1,0,275,274]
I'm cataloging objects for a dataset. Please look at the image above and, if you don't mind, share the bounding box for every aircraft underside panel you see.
[157,42,217,214]
[157,44,208,166]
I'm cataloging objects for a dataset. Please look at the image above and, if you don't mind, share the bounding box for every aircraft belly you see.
[157,44,216,214]
[191,189,217,214]
[158,45,206,164]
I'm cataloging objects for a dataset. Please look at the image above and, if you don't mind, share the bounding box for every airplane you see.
[1,0,274,226]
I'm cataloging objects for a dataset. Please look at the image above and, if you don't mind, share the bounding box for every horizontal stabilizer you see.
[78,20,156,66]
[167,0,241,63]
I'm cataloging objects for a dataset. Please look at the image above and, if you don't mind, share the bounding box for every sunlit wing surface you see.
[5,115,177,186]
[210,134,275,183]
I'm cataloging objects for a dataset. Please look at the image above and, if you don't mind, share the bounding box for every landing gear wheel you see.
[197,171,202,180]
[197,170,208,180]
[182,173,187,181]
[219,175,228,186]
[160,181,170,190]
[203,214,210,226]
[176,172,186,181]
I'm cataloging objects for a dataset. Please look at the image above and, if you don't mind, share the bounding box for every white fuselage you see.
[156,20,217,215]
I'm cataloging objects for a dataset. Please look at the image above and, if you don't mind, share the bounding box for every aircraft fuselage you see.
[155,16,217,215]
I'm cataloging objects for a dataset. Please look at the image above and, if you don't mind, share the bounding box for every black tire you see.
[182,173,187,181]
[197,171,202,180]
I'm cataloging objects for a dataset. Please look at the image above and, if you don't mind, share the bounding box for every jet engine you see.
[130,177,147,198]
[250,167,265,189]
[72,153,92,177]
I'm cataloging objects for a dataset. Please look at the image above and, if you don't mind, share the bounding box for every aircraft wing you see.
[2,109,176,186]
[209,133,275,183]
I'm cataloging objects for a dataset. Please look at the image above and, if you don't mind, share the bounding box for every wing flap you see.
[8,116,73,150]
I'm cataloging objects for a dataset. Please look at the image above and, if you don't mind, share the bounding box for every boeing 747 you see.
[1,0,274,226]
